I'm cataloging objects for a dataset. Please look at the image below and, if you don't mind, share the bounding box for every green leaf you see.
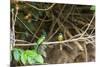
[26,50,44,64]
[13,50,20,61]
[34,54,44,64]
[21,51,27,65]
[21,50,38,65]
[27,56,36,64]
[26,50,38,58]
[13,48,23,62]
[26,50,37,64]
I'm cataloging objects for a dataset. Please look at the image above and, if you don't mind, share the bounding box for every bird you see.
[58,33,63,41]
[57,33,63,51]
[34,34,46,51]
[37,34,46,45]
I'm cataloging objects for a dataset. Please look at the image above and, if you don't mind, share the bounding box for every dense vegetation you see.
[10,0,95,66]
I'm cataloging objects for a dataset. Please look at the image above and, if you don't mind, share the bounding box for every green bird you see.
[58,33,63,41]
[37,35,46,45]
[34,35,46,50]
[57,33,63,51]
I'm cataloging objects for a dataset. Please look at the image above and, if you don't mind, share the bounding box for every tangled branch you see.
[25,3,56,11]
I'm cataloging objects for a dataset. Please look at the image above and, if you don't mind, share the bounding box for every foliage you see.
[13,48,23,62]
[12,48,44,65]
[11,0,95,65]
[12,35,45,65]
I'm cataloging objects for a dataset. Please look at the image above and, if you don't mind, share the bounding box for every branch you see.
[15,36,95,46]
[83,43,88,62]
[25,3,55,11]
[15,39,31,43]
[79,15,95,38]
[16,16,34,35]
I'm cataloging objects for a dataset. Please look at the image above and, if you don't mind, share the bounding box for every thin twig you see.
[15,39,31,43]
[17,17,34,34]
[86,41,95,44]
[16,16,38,39]
[47,27,60,41]
[11,8,18,49]
[14,4,19,23]
[31,16,46,42]
[79,15,95,38]
[89,27,95,36]
[83,43,88,62]
[47,5,66,41]
[47,16,56,38]
[25,3,56,11]
[66,30,84,51]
